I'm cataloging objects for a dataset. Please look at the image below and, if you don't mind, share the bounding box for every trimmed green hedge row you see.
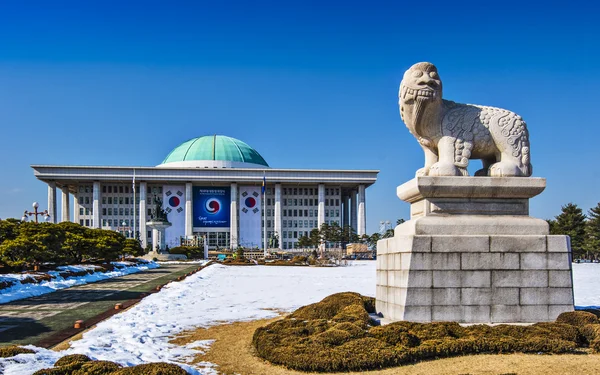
[253,292,599,372]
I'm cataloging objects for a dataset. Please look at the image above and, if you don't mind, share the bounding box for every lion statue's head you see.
[399,62,443,134]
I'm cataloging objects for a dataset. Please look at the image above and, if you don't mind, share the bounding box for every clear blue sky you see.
[0,0,598,234]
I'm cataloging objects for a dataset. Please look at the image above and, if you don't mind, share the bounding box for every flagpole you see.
[132,169,136,240]
[263,171,267,258]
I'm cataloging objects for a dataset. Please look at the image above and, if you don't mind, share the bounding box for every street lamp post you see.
[22,202,50,223]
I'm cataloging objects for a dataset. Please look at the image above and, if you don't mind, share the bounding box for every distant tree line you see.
[0,219,143,270]
[547,203,600,260]
[296,222,364,249]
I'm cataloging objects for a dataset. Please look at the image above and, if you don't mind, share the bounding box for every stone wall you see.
[376,234,573,323]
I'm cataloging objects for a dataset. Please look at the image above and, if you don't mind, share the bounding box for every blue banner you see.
[193,187,231,228]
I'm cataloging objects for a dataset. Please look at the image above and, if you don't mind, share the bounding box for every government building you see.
[32,135,378,250]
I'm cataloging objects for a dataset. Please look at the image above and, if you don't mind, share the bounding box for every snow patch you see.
[0,262,159,304]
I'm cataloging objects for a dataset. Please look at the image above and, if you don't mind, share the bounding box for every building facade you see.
[32,135,378,250]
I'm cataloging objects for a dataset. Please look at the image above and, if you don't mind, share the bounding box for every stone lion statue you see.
[399,62,531,177]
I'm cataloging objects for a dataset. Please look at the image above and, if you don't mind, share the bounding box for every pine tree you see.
[551,203,587,259]
[585,203,600,259]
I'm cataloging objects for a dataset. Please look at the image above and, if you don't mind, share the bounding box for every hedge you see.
[31,360,187,375]
[253,293,598,372]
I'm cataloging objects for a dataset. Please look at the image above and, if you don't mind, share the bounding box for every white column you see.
[152,228,159,251]
[61,186,70,222]
[358,184,366,236]
[47,181,56,223]
[73,188,80,224]
[350,189,357,233]
[230,183,238,249]
[342,194,349,228]
[139,182,147,248]
[274,183,282,248]
[317,184,325,229]
[92,181,101,229]
[185,182,193,237]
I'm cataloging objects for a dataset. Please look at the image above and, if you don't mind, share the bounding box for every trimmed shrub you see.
[291,292,366,321]
[253,292,589,373]
[32,362,84,375]
[332,304,371,328]
[369,323,420,347]
[112,362,188,374]
[580,323,600,344]
[333,322,366,338]
[556,311,599,326]
[73,361,122,375]
[54,354,92,367]
[0,345,35,357]
[313,328,353,346]
[581,308,600,318]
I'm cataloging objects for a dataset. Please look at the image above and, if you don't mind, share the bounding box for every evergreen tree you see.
[551,203,587,259]
[585,203,600,258]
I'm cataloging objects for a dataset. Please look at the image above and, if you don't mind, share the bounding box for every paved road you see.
[0,263,198,346]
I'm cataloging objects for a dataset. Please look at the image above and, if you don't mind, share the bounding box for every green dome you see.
[160,135,269,168]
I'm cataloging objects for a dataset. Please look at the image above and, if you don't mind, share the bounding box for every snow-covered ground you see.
[572,263,600,308]
[0,261,159,304]
[1,261,600,375]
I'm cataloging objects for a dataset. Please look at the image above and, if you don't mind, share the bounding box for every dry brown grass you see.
[170,317,600,375]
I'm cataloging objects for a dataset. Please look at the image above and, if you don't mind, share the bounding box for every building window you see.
[119,197,124,204]
[85,219,90,226]
[102,208,107,215]
[336,209,340,217]
[299,210,303,217]
[80,219,84,225]
[108,219,112,226]
[79,208,84,215]
[267,220,271,228]
[125,197,129,205]
[283,221,287,228]
[148,209,151,215]
[294,231,298,238]
[283,188,287,195]
[293,210,297,217]
[125,208,129,216]
[119,208,124,215]
[108,208,112,215]
[293,188,297,195]
[85,208,90,215]
[283,232,287,239]
[304,210,308,217]
[336,199,340,206]
[325,210,329,217]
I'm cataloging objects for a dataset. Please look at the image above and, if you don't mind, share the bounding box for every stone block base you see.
[377,177,574,324]
[376,228,574,323]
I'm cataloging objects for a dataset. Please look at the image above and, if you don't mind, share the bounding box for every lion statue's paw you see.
[428,162,464,177]
[489,161,523,177]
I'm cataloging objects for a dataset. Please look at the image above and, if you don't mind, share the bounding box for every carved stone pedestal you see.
[376,176,574,324]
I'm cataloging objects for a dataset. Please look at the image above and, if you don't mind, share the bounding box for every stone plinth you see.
[376,177,574,324]
[146,220,172,253]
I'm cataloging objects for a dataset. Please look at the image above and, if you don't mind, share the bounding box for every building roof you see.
[159,135,269,168]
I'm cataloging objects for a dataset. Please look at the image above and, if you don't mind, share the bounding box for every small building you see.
[346,243,370,256]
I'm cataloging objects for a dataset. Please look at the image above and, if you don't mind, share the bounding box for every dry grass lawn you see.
[170,317,600,375]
